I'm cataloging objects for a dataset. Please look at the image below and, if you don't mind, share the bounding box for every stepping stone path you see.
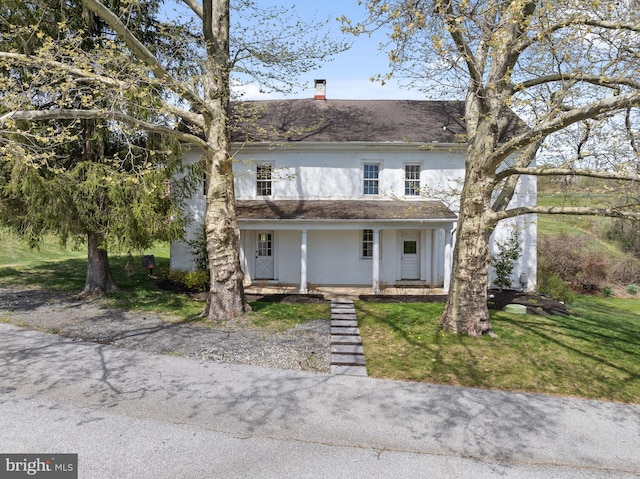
[330,299,367,376]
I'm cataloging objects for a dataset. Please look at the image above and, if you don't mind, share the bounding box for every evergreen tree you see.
[1,0,344,315]
[0,0,194,295]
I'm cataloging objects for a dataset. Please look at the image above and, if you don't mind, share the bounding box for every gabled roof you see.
[230,99,524,144]
[236,200,457,222]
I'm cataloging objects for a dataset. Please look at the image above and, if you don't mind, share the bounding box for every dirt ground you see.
[0,286,568,375]
[0,286,331,373]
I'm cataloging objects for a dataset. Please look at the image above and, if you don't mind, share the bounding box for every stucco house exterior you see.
[171,80,537,294]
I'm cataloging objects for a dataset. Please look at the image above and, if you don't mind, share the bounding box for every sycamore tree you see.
[1,0,344,318]
[345,0,640,335]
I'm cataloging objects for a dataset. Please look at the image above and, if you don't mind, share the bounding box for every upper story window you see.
[404,164,420,196]
[363,163,380,196]
[256,163,272,196]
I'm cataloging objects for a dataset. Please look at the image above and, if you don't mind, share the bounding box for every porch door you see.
[401,231,420,280]
[255,231,274,279]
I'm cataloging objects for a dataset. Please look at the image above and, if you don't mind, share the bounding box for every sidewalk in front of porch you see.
[244,282,447,300]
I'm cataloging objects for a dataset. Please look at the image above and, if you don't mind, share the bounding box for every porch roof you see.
[236,200,457,222]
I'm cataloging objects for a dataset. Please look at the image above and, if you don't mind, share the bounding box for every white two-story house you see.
[171,80,537,294]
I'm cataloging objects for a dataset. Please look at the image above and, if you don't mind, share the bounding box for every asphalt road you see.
[1,323,639,478]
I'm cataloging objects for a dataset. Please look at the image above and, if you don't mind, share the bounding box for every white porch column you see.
[299,229,308,293]
[430,229,438,286]
[444,228,453,293]
[372,228,380,294]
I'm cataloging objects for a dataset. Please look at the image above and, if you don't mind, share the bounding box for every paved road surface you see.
[1,323,638,478]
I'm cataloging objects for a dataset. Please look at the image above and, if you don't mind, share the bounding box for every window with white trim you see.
[256,163,272,196]
[363,163,380,195]
[404,164,420,196]
[361,229,382,259]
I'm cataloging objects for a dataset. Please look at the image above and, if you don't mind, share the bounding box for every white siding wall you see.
[170,150,206,272]
[232,145,465,203]
[174,145,537,291]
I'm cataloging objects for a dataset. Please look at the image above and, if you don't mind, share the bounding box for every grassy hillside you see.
[537,189,640,296]
[0,227,171,293]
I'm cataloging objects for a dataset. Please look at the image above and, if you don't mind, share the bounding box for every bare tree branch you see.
[495,205,640,222]
[495,165,640,183]
[515,14,640,53]
[0,109,209,151]
[1,51,123,88]
[0,51,205,129]
[492,140,542,212]
[493,91,640,165]
[81,0,206,112]
[515,73,640,92]
[181,0,203,19]
[434,0,483,87]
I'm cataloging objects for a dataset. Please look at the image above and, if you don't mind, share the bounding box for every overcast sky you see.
[234,0,427,101]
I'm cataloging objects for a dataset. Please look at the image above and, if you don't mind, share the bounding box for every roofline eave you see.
[231,141,467,153]
[237,218,458,231]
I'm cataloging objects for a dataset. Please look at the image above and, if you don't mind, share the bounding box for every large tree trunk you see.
[441,110,498,336]
[83,232,118,296]
[202,0,247,321]
[203,147,247,321]
[440,189,494,336]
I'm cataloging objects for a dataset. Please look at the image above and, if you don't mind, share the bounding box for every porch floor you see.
[244,283,446,300]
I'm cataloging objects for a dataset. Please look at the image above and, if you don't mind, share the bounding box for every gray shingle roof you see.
[230,99,524,144]
[236,200,457,221]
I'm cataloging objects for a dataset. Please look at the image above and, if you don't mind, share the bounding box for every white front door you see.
[401,231,420,280]
[255,231,274,279]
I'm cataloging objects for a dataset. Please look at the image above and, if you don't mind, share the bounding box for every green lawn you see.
[356,299,640,403]
[0,228,329,325]
[3,229,639,403]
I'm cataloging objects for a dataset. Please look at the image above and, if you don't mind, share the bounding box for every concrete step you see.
[331,344,365,355]
[331,314,357,320]
[329,299,367,377]
[331,298,353,307]
[331,335,362,346]
[331,303,356,310]
[331,354,366,366]
[331,319,358,328]
[331,365,368,376]
[331,327,360,335]
[331,309,356,319]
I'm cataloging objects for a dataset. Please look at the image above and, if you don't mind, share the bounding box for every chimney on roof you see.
[313,79,326,100]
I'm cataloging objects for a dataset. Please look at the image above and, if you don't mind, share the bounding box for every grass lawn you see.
[3,229,638,403]
[357,298,640,404]
[0,229,329,325]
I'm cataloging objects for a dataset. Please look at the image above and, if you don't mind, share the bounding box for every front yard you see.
[357,297,640,404]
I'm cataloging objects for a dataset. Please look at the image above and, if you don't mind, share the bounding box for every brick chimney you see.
[314,79,326,100]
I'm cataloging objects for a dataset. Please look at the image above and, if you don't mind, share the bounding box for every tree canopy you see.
[345,0,640,335]
[0,0,197,295]
[1,0,345,314]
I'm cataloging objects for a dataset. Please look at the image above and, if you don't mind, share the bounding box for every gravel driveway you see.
[0,286,331,373]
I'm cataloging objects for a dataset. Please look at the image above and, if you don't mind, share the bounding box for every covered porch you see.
[237,200,457,294]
